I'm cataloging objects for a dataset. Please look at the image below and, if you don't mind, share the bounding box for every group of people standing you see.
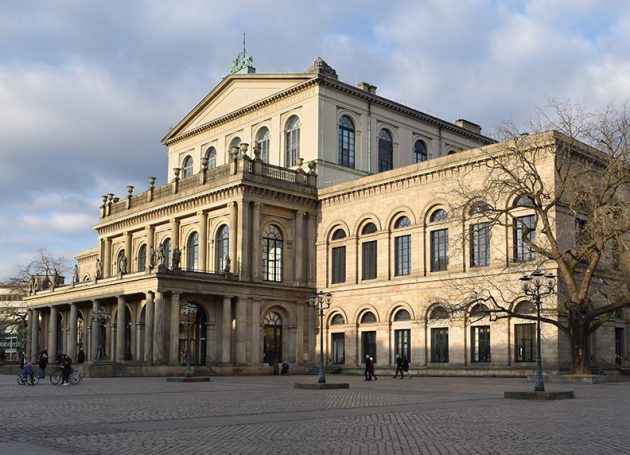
[364,354,411,381]
[33,349,81,385]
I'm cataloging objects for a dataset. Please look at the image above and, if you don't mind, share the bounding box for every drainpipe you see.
[367,99,373,175]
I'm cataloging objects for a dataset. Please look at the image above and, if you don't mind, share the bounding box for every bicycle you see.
[17,369,39,386]
[51,368,82,385]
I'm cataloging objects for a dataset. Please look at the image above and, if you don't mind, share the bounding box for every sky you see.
[1,0,630,280]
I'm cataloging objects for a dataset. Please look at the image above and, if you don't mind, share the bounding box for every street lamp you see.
[180,303,198,378]
[520,270,556,392]
[309,291,332,384]
[92,307,111,360]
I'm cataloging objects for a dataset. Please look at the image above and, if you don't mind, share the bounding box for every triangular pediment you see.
[163,74,314,144]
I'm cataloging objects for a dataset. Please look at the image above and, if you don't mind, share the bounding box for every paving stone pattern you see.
[0,374,628,454]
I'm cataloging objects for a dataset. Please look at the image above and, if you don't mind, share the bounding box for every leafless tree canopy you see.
[448,100,630,373]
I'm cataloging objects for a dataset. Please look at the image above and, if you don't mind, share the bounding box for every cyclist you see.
[22,361,35,385]
[61,354,72,386]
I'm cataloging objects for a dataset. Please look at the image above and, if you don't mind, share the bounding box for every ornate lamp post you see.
[309,291,332,384]
[520,270,556,392]
[92,307,111,360]
[180,303,198,378]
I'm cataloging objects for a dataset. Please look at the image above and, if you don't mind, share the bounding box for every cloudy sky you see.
[1,0,630,280]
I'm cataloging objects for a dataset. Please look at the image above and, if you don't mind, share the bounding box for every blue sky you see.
[1,0,630,280]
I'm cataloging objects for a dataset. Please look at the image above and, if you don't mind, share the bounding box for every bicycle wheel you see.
[30,375,39,386]
[17,376,26,385]
[50,372,61,385]
[70,372,82,385]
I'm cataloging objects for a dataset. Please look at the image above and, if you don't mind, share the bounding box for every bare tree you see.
[5,248,69,289]
[450,101,630,374]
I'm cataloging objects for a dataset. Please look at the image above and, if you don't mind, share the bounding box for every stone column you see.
[296,302,305,363]
[49,306,58,356]
[251,202,261,280]
[307,213,317,287]
[104,237,112,278]
[295,211,305,285]
[90,300,101,361]
[30,309,39,358]
[124,232,132,270]
[250,299,261,364]
[169,293,180,364]
[170,219,180,251]
[235,297,247,365]
[116,295,125,362]
[228,202,238,274]
[153,291,165,363]
[26,310,33,359]
[146,225,155,271]
[68,303,78,361]
[238,201,250,279]
[222,296,232,363]
[198,211,208,272]
[144,293,154,363]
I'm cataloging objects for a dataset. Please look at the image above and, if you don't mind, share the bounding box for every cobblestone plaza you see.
[1,374,628,454]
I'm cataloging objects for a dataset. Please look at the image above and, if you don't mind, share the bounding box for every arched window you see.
[161,238,171,269]
[285,116,300,167]
[331,314,345,325]
[394,216,411,276]
[186,232,199,271]
[429,306,449,320]
[137,244,147,272]
[182,156,193,177]
[263,224,283,282]
[430,209,448,223]
[205,147,217,169]
[470,303,489,317]
[361,222,377,235]
[378,129,393,172]
[256,127,270,163]
[414,140,427,163]
[331,228,347,284]
[361,222,378,280]
[469,200,491,216]
[513,195,535,208]
[215,225,229,273]
[513,301,536,315]
[394,309,411,321]
[361,312,377,324]
[338,115,355,168]
[331,229,346,240]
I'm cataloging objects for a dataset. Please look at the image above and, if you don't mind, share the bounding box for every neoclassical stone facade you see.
[23,58,628,376]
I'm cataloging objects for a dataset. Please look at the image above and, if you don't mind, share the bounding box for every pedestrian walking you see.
[364,354,372,381]
[370,356,377,380]
[38,349,48,379]
[61,354,72,385]
[77,349,86,364]
[394,354,404,379]
[402,355,410,378]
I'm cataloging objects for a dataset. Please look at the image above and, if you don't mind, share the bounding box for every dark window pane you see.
[471,326,491,362]
[430,229,448,272]
[431,328,449,363]
[331,246,346,284]
[362,240,377,280]
[470,223,490,267]
[514,215,536,262]
[515,324,536,362]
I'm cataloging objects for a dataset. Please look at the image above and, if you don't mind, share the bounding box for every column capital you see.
[227,201,236,208]
[296,210,306,217]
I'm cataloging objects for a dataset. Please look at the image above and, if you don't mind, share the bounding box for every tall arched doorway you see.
[178,304,207,366]
[263,311,282,365]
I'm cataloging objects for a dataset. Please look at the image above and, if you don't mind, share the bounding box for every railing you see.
[103,156,315,220]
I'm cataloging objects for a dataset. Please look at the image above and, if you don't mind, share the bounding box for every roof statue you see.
[228,33,256,75]
[305,57,338,79]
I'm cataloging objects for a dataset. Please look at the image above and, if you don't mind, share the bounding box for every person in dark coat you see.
[364,354,372,381]
[370,356,377,380]
[38,350,48,379]
[394,354,404,379]
[77,349,86,364]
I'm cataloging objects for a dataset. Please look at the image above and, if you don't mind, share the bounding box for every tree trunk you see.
[569,321,591,374]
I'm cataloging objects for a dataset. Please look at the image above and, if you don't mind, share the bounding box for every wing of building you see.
[23,55,628,377]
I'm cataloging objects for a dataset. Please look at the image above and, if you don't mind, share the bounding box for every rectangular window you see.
[430,229,448,272]
[362,240,377,280]
[470,223,490,267]
[362,331,377,362]
[331,246,346,284]
[394,329,411,362]
[431,327,449,363]
[514,215,536,262]
[395,235,411,276]
[515,323,536,362]
[471,326,491,362]
[331,333,345,365]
